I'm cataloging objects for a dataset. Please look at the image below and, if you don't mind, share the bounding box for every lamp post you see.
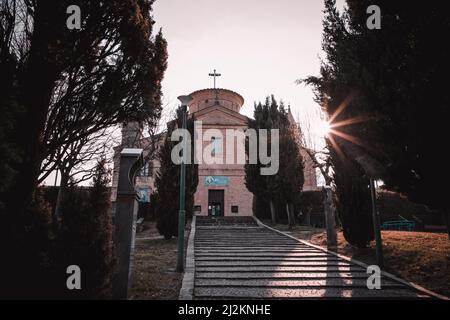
[176,95,192,272]
[370,178,384,268]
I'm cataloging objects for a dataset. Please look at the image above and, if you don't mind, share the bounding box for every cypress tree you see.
[155,108,198,239]
[245,96,304,227]
[58,160,114,299]
[304,0,450,239]
[274,108,304,230]
[332,149,374,248]
[246,97,278,223]
[302,0,374,245]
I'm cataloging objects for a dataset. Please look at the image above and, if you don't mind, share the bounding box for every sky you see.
[44,0,347,187]
[152,0,345,146]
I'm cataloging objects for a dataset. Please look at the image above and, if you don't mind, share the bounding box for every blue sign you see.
[137,187,150,203]
[204,176,229,186]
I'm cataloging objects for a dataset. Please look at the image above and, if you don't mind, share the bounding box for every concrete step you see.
[194,287,426,299]
[195,278,403,288]
[195,271,370,279]
[194,242,301,246]
[195,245,308,249]
[195,253,331,258]
[191,218,432,299]
[196,233,293,236]
[195,239,298,242]
[195,257,342,262]
[195,251,322,255]
[196,217,258,226]
[196,266,365,272]
[195,248,321,255]
[195,261,353,267]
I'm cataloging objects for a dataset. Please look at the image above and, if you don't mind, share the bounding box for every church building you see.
[187,88,254,216]
[111,87,318,217]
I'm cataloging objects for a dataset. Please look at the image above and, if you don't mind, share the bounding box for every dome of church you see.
[188,88,244,114]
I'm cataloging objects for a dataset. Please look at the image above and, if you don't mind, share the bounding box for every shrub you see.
[58,160,114,299]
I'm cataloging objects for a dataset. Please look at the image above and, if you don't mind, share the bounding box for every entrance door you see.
[208,190,224,217]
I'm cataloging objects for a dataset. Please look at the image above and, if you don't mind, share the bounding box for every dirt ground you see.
[306,230,450,298]
[129,220,190,300]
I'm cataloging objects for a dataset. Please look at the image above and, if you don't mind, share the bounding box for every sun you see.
[317,120,331,138]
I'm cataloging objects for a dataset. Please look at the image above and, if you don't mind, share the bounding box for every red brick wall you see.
[194,175,253,216]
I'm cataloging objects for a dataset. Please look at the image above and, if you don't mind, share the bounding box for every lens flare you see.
[317,120,331,138]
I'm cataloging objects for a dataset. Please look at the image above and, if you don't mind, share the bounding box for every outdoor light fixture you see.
[178,95,193,107]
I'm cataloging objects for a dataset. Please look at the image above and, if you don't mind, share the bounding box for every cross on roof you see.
[208,69,221,89]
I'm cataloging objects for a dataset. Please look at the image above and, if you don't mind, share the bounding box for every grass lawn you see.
[129,220,190,300]
[306,230,450,298]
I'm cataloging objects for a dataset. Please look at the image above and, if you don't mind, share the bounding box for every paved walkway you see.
[190,217,439,299]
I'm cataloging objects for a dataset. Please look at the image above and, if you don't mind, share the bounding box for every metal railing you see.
[381,218,415,231]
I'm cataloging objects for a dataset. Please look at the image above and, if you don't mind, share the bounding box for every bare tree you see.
[118,101,176,171]
[39,127,118,227]
[299,109,333,186]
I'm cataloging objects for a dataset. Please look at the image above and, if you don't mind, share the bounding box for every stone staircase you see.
[191,218,437,299]
[195,216,257,227]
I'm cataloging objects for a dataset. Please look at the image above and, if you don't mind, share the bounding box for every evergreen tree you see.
[0,0,167,296]
[302,0,374,246]
[1,187,54,298]
[304,0,450,239]
[344,0,450,237]
[58,160,114,299]
[246,97,279,223]
[155,108,198,239]
[1,0,168,214]
[245,96,304,227]
[84,160,115,298]
[274,113,304,229]
[332,149,374,248]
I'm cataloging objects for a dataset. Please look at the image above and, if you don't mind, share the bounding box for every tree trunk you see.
[269,200,276,225]
[289,203,296,226]
[305,208,311,226]
[286,203,292,230]
[54,172,69,230]
[13,2,61,215]
[323,187,337,249]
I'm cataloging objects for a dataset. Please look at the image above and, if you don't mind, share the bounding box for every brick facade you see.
[188,89,253,216]
[111,88,318,216]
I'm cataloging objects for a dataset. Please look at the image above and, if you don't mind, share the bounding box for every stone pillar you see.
[323,186,337,249]
[112,148,144,299]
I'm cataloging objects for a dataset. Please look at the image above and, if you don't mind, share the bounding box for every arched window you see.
[139,162,151,177]
[211,137,222,156]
